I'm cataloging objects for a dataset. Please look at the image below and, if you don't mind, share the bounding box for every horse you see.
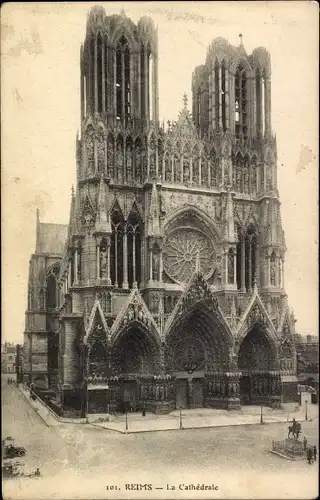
[288,422,301,440]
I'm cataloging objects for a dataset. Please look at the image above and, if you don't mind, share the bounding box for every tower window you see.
[214,62,219,128]
[116,36,130,121]
[221,61,226,131]
[97,34,103,113]
[235,65,248,142]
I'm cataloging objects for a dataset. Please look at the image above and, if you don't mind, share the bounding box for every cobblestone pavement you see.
[2,380,318,500]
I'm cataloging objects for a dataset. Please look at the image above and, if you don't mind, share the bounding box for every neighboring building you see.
[23,215,67,388]
[23,6,299,416]
[16,344,24,384]
[1,342,17,373]
[295,334,319,394]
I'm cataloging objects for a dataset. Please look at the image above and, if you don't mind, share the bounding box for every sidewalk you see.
[92,404,318,434]
[17,384,318,434]
[17,385,86,426]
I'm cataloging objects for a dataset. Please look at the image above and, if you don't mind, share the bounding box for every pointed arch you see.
[192,144,200,185]
[115,35,131,120]
[97,126,105,173]
[125,136,133,182]
[209,147,218,187]
[173,151,180,183]
[182,143,191,184]
[39,288,45,310]
[46,274,57,309]
[127,207,143,288]
[163,149,172,182]
[149,133,156,179]
[107,133,115,179]
[245,223,257,291]
[235,151,243,192]
[243,153,250,194]
[85,125,95,175]
[234,61,249,143]
[251,154,258,194]
[115,134,124,182]
[97,32,104,113]
[221,59,227,131]
[236,223,243,290]
[158,138,163,180]
[111,204,125,287]
[134,136,142,183]
[270,250,276,286]
[201,147,209,187]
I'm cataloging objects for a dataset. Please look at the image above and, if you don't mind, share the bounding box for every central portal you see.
[121,380,137,412]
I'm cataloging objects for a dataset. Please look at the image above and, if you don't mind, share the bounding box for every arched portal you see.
[113,324,160,412]
[167,304,232,409]
[238,325,279,405]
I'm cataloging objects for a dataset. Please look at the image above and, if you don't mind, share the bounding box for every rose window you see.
[163,227,215,284]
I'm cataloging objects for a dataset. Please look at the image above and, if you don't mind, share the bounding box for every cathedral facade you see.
[23,6,298,416]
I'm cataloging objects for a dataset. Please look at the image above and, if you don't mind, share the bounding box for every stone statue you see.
[100,247,107,278]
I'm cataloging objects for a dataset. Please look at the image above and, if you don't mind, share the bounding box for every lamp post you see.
[260,404,263,424]
[179,406,183,429]
[305,400,308,421]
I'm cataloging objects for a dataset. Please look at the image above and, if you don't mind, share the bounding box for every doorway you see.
[121,381,137,412]
[239,376,251,404]
[192,378,204,408]
[176,379,188,409]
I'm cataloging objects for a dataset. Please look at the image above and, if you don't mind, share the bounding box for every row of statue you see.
[206,380,240,398]
[84,133,274,193]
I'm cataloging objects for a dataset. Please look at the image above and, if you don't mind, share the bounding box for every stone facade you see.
[23,6,299,416]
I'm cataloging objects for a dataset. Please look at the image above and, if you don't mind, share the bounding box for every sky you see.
[1,1,318,344]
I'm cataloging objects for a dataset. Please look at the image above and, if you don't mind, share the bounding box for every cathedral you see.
[23,6,299,417]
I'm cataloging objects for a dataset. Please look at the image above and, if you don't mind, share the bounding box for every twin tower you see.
[24,6,296,415]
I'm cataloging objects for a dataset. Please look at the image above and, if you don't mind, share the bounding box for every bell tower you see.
[80,6,159,128]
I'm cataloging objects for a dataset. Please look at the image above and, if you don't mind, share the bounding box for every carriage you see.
[2,437,26,458]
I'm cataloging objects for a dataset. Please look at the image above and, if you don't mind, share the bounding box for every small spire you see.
[253,275,258,292]
[35,207,41,253]
[71,185,75,199]
[183,93,188,108]
[239,33,243,45]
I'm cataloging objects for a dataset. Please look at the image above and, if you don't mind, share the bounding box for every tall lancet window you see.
[116,36,130,121]
[97,34,103,113]
[127,212,142,289]
[124,46,130,120]
[256,70,262,136]
[197,89,201,128]
[111,210,124,288]
[221,61,226,131]
[89,38,95,112]
[236,225,242,290]
[149,52,153,121]
[214,61,220,128]
[235,64,248,143]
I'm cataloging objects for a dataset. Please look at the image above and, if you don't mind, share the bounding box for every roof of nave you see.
[36,222,68,255]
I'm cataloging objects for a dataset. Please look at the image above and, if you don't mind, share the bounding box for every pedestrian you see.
[313,445,317,461]
[34,468,40,477]
[307,446,313,465]
[303,436,307,450]
[142,407,146,417]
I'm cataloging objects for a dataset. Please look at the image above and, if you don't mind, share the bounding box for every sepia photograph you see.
[1,1,318,499]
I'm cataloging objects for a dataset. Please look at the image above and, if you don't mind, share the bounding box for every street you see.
[2,379,318,500]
